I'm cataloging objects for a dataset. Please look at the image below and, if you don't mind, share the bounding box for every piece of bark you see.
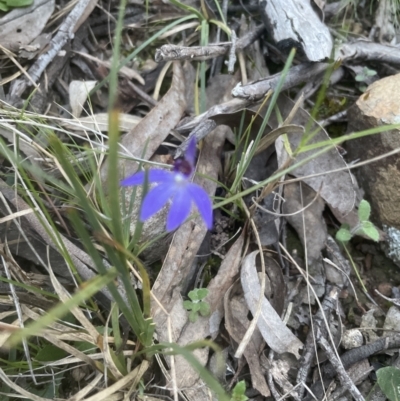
[373,0,396,43]
[260,0,332,62]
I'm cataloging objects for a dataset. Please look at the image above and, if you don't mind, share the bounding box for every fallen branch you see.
[232,62,329,101]
[8,0,96,101]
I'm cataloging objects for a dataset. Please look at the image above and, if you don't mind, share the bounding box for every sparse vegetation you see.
[1,0,400,399]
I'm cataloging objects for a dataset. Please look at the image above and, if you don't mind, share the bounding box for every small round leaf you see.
[361,222,380,242]
[183,300,194,310]
[336,228,352,242]
[358,200,371,221]
[197,288,209,300]
[188,289,199,301]
[377,367,400,401]
[199,302,210,316]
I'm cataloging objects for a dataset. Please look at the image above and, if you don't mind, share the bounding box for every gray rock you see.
[346,73,400,230]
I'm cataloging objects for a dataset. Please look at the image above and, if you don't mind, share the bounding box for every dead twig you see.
[317,332,364,401]
[8,0,95,102]
[338,39,400,65]
[155,24,264,63]
[155,43,230,62]
[296,287,339,399]
[226,30,237,73]
[232,62,329,101]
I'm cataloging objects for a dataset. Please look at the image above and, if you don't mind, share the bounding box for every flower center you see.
[173,159,192,178]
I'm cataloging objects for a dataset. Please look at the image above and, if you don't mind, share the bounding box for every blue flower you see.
[120,138,213,232]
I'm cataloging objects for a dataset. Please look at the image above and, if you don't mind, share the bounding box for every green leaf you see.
[358,84,368,92]
[192,303,201,313]
[199,302,210,316]
[0,2,9,11]
[358,199,371,221]
[109,346,128,376]
[75,341,97,353]
[197,288,209,300]
[364,67,377,77]
[183,300,194,310]
[188,289,200,301]
[355,68,377,82]
[377,367,400,401]
[360,221,380,242]
[6,0,32,7]
[209,19,231,35]
[35,344,67,362]
[189,310,199,323]
[231,380,248,401]
[168,0,204,20]
[95,326,112,335]
[336,228,352,242]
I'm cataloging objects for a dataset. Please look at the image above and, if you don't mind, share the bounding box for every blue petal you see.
[121,169,174,187]
[186,184,213,229]
[140,183,176,221]
[166,188,191,231]
[185,137,197,167]
[121,171,145,186]
[148,169,175,182]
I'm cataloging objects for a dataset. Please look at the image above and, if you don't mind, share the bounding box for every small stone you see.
[383,306,400,332]
[383,225,400,267]
[346,74,400,230]
[377,282,393,297]
[342,329,363,349]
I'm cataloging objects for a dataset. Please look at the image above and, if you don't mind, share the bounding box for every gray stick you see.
[226,30,237,73]
[155,24,264,63]
[8,0,93,100]
[232,62,329,101]
[318,333,365,401]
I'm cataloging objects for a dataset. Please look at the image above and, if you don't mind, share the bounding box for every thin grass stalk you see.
[0,138,84,286]
[299,60,337,149]
[230,49,296,192]
[67,210,144,336]
[7,268,118,346]
[217,119,400,210]
[49,139,147,339]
